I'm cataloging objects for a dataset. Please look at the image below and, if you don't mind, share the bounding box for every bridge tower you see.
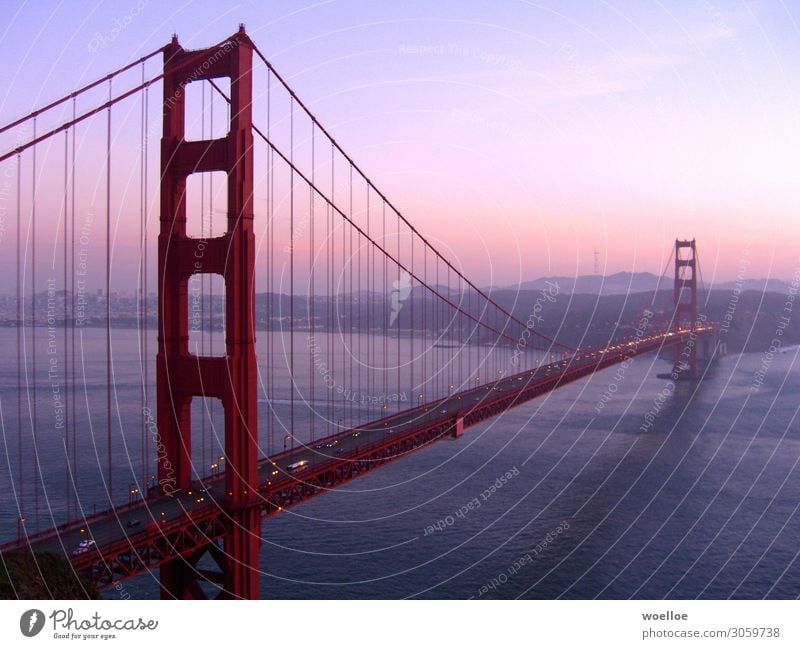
[673,238,698,378]
[157,26,260,598]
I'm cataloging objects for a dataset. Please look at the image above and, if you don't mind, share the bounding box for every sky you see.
[0,0,799,290]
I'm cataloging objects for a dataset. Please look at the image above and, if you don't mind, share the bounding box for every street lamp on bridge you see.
[128,483,141,505]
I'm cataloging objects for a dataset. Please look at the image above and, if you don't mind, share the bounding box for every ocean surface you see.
[1,327,798,599]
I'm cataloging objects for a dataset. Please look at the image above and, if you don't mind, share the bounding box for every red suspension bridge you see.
[0,27,716,599]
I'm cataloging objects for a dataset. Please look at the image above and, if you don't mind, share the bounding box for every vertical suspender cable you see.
[368,189,374,419]
[443,261,447,396]
[489,302,497,382]
[360,189,365,420]
[448,266,452,393]
[289,98,294,448]
[460,277,464,383]
[200,83,206,469]
[422,240,426,398]
[328,143,334,437]
[476,291,480,383]
[139,63,146,491]
[309,122,315,442]
[435,256,439,399]
[143,76,149,486]
[396,210,400,412]
[371,191,376,419]
[266,69,273,455]
[31,117,38,531]
[467,286,471,384]
[410,231,414,404]
[479,292,483,384]
[63,130,69,520]
[367,189,372,418]
[209,86,215,456]
[16,152,23,537]
[357,192,362,421]
[473,277,476,384]
[456,275,460,387]
[365,195,370,416]
[106,79,112,506]
[348,166,353,428]
[366,188,371,420]
[452,275,464,392]
[340,179,345,430]
[382,201,387,414]
[443,259,446,389]
[492,304,496,381]
[70,98,77,505]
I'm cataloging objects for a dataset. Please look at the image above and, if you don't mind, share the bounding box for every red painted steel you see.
[157,25,260,599]
[673,239,698,377]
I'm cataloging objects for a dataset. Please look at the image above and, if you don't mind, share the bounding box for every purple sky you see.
[1,0,799,291]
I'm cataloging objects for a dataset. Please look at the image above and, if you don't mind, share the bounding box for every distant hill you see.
[712,278,791,292]
[510,272,791,295]
[512,272,662,295]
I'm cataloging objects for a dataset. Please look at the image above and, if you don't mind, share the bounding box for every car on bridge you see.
[71,538,96,556]
[287,460,309,473]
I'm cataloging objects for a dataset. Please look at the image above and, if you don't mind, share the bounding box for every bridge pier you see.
[222,507,261,599]
[160,558,208,600]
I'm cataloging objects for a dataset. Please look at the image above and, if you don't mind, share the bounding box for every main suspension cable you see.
[250,43,573,353]
[0,46,164,137]
[205,80,558,351]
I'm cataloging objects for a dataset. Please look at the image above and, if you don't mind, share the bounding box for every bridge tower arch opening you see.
[157,25,260,599]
